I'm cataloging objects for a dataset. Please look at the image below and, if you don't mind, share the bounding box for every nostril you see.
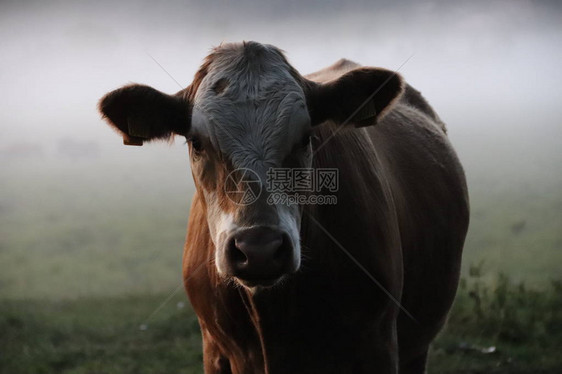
[228,238,248,266]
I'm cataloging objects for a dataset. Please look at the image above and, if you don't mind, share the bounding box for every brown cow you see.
[99,41,469,374]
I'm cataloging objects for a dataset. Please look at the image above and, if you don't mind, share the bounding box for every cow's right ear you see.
[305,68,404,128]
[98,84,190,146]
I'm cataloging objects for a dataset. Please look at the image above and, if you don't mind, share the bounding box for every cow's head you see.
[99,42,403,290]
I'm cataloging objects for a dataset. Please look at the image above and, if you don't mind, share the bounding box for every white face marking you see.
[213,211,236,276]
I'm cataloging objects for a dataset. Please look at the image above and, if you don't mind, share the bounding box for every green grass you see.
[0,293,203,374]
[1,273,560,373]
[428,270,562,373]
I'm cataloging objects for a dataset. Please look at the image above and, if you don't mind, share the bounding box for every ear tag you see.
[352,100,377,127]
[123,135,144,146]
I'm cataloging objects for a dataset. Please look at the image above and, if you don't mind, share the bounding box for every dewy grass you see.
[429,266,562,373]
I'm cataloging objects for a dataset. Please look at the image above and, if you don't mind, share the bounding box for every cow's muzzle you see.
[224,226,295,288]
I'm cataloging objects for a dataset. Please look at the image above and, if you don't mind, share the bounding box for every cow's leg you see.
[375,317,400,374]
[202,334,232,374]
[355,311,399,374]
[399,351,428,374]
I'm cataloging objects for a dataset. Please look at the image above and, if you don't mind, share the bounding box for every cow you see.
[99,41,469,374]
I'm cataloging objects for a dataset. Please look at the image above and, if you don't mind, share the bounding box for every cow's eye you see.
[189,136,204,155]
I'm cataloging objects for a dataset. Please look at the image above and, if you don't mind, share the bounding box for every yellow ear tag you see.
[123,135,144,146]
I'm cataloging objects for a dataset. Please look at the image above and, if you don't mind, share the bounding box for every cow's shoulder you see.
[397,84,447,133]
[305,58,361,83]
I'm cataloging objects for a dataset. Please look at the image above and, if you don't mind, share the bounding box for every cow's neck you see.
[237,130,402,372]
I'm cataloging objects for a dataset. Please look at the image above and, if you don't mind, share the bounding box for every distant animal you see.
[99,41,469,374]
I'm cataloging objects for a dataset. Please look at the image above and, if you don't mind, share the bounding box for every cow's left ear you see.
[305,68,404,128]
[98,84,190,146]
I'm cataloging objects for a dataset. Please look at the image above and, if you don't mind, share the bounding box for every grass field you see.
[2,274,561,373]
[1,134,561,372]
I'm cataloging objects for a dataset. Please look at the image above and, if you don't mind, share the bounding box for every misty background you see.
[1,0,561,299]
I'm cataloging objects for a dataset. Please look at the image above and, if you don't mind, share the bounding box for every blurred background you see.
[1,0,561,373]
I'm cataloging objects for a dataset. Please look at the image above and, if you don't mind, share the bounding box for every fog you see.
[1,0,560,147]
[1,0,561,293]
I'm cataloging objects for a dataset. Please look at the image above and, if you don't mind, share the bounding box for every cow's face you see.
[99,42,404,290]
[186,44,312,288]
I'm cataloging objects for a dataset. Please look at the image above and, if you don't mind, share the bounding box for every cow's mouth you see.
[234,275,283,289]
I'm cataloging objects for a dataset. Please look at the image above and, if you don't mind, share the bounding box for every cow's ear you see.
[306,68,404,128]
[98,84,190,146]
